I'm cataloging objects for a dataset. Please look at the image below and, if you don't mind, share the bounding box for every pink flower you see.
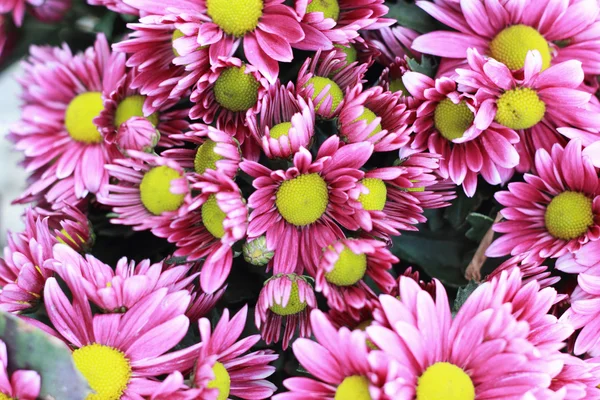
[255,274,316,349]
[488,253,562,291]
[377,56,420,116]
[0,338,40,399]
[240,136,373,275]
[32,201,93,253]
[412,0,600,75]
[194,306,278,400]
[366,25,421,66]
[87,0,139,15]
[546,355,600,399]
[486,140,600,261]
[0,0,70,26]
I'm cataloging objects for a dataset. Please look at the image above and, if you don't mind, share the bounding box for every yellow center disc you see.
[416,362,475,400]
[206,0,263,37]
[545,191,594,240]
[325,245,367,287]
[495,87,546,130]
[114,95,159,128]
[307,0,340,21]
[335,375,371,400]
[434,99,474,141]
[207,361,231,400]
[269,281,308,316]
[139,166,186,215]
[276,173,329,226]
[489,24,551,71]
[214,66,260,112]
[65,92,104,144]
[201,195,227,239]
[358,178,387,211]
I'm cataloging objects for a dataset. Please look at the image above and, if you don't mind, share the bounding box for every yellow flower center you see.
[489,24,551,71]
[434,99,474,141]
[0,393,13,400]
[389,79,409,96]
[495,87,546,130]
[335,375,371,400]
[545,191,594,240]
[194,139,223,174]
[407,179,425,192]
[305,76,344,112]
[332,44,357,74]
[355,320,378,350]
[269,281,308,316]
[358,178,387,211]
[269,122,292,139]
[276,173,329,226]
[325,245,367,286]
[207,362,231,400]
[417,362,475,400]
[65,92,104,144]
[307,0,340,21]
[139,166,186,215]
[172,29,185,57]
[352,107,383,138]
[73,344,132,400]
[206,0,263,38]
[214,66,260,112]
[57,228,86,249]
[114,95,159,128]
[201,195,226,239]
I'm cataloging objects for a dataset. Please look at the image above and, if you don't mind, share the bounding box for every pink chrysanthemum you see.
[186,283,226,323]
[273,309,385,400]
[367,269,572,399]
[247,82,315,159]
[98,151,190,232]
[296,50,367,118]
[0,209,54,312]
[456,49,600,173]
[154,169,248,293]
[255,273,316,349]
[337,84,412,152]
[488,253,561,290]
[404,71,519,196]
[412,0,600,75]
[44,279,199,400]
[327,290,379,331]
[32,201,93,253]
[241,137,373,275]
[486,140,600,261]
[367,25,421,66]
[125,0,304,83]
[194,306,278,400]
[0,338,41,399]
[315,238,396,312]
[10,35,123,206]
[377,56,418,109]
[0,0,69,26]
[547,355,600,399]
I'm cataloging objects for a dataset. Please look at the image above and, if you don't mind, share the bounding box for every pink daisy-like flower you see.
[240,136,373,275]
[0,338,40,399]
[488,254,561,291]
[486,139,600,261]
[0,209,54,312]
[337,84,411,152]
[456,49,600,173]
[315,238,396,312]
[273,309,385,400]
[98,151,190,232]
[154,169,247,293]
[403,70,519,196]
[412,0,600,76]
[125,0,304,83]
[10,35,124,206]
[367,25,421,66]
[255,273,316,349]
[32,202,93,253]
[377,56,416,103]
[296,50,367,118]
[44,279,199,400]
[325,37,381,69]
[186,284,226,323]
[194,306,278,400]
[327,290,379,331]
[547,355,600,399]
[247,82,315,159]
[367,269,572,399]
[0,0,70,26]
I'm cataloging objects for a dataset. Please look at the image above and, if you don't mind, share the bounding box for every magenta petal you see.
[244,33,279,84]
[412,31,488,58]
[12,370,41,399]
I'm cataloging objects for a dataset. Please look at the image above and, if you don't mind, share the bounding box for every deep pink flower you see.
[486,140,600,261]
[488,253,562,291]
[0,338,40,399]
[547,355,600,399]
[32,201,93,253]
[377,56,420,117]
[0,0,70,26]
[366,25,421,66]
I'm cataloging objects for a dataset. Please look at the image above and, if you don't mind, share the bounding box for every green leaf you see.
[0,312,91,400]
[465,213,494,242]
[407,55,438,78]
[453,281,480,313]
[94,12,116,39]
[444,190,484,230]
[385,0,446,33]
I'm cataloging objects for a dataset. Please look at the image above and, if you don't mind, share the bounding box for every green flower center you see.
[305,76,344,112]
[73,344,132,400]
[0,393,13,400]
[332,44,357,74]
[495,87,546,130]
[194,139,223,174]
[139,166,186,215]
[114,95,159,128]
[269,122,292,139]
[416,362,475,400]
[307,0,340,21]
[489,24,551,71]
[355,320,378,350]
[65,92,104,144]
[201,195,226,239]
[335,375,371,400]
[172,29,185,57]
[352,107,382,138]
[276,173,329,226]
[214,66,260,112]
[545,191,594,240]
[242,236,274,266]
[207,362,231,400]
[325,245,367,286]
[434,99,474,141]
[206,0,263,37]
[269,281,308,316]
[358,178,387,211]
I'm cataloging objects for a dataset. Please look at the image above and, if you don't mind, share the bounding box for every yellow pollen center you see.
[545,191,594,240]
[194,139,223,174]
[65,92,104,144]
[202,195,226,239]
[207,362,230,400]
[417,362,475,400]
[139,166,186,215]
[276,173,329,226]
[495,87,546,130]
[114,95,159,128]
[358,178,387,211]
[269,122,292,139]
[269,281,308,316]
[206,0,263,38]
[0,394,13,400]
[57,228,86,248]
[214,66,260,112]
[407,179,425,192]
[352,107,382,138]
[355,320,378,350]
[332,44,357,74]
[489,24,551,71]
[172,29,185,57]
[73,344,132,400]
[307,0,340,21]
[434,99,474,141]
[335,375,371,400]
[305,76,344,112]
[389,79,409,96]
[325,245,367,286]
